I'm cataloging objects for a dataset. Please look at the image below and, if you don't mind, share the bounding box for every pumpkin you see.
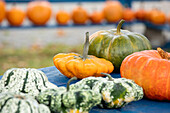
[102,1,123,23]
[27,1,52,25]
[123,8,135,22]
[120,48,170,100]
[6,5,25,26]
[144,9,153,21]
[56,10,70,25]
[167,13,170,24]
[53,32,114,79]
[71,4,88,24]
[135,9,146,20]
[0,0,5,24]
[88,20,152,72]
[37,77,102,113]
[150,9,166,25]
[0,68,57,97]
[0,92,50,113]
[90,10,104,24]
[70,73,143,108]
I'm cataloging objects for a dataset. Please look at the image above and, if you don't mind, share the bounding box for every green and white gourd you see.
[0,92,51,113]
[37,77,102,113]
[0,68,57,97]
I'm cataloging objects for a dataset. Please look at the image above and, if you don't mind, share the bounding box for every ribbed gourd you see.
[0,68,57,97]
[88,20,151,72]
[36,77,102,113]
[70,73,143,108]
[0,92,50,113]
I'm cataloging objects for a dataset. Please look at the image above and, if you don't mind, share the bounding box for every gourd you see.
[90,10,104,24]
[37,77,102,113]
[27,1,52,25]
[0,0,5,24]
[0,68,57,97]
[70,73,143,109]
[53,32,114,79]
[56,10,70,25]
[88,19,151,72]
[0,92,50,113]
[6,5,25,26]
[120,48,170,100]
[123,8,135,22]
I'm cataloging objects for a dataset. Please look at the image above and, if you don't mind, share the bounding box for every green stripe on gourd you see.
[88,20,151,72]
[0,68,57,97]
[0,92,50,113]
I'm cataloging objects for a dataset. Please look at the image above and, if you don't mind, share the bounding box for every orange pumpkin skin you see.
[53,53,114,79]
[123,8,135,22]
[6,7,25,26]
[90,11,104,24]
[56,10,70,25]
[71,6,88,24]
[135,9,146,20]
[27,1,52,25]
[168,13,170,24]
[120,50,170,100]
[0,0,5,24]
[103,1,123,23]
[150,9,166,25]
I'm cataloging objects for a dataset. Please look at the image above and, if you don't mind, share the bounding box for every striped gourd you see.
[0,68,57,97]
[0,92,51,113]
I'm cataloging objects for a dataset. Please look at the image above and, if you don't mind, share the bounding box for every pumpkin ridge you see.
[26,101,33,113]
[34,72,42,92]
[21,71,29,93]
[0,97,13,112]
[4,70,14,86]
[15,101,21,113]
[39,73,48,88]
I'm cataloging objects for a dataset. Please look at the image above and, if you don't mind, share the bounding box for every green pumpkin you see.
[88,20,152,72]
[36,77,102,113]
[0,92,50,113]
[0,68,57,97]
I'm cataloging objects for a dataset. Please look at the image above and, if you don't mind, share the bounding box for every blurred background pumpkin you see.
[123,8,135,22]
[90,10,104,24]
[135,9,146,21]
[0,0,6,24]
[27,1,52,26]
[56,9,70,25]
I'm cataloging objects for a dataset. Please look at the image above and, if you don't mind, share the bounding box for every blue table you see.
[1,66,170,113]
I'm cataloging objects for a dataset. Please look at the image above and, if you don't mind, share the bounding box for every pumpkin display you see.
[0,0,5,24]
[6,6,25,26]
[88,20,152,72]
[56,10,70,25]
[53,32,114,79]
[0,92,50,113]
[71,4,89,24]
[102,1,123,23]
[90,10,104,24]
[135,9,146,20]
[37,77,102,113]
[120,48,170,100]
[149,9,166,25]
[123,8,135,22]
[70,73,143,108]
[0,68,57,97]
[27,1,52,25]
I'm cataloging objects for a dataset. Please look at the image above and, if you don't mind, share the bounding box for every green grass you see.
[0,44,83,75]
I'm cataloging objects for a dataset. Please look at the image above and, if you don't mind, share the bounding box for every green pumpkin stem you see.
[67,77,77,91]
[116,19,125,35]
[100,73,114,81]
[83,32,90,61]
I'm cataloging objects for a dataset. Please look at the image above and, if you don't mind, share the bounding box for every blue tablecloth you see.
[1,66,170,113]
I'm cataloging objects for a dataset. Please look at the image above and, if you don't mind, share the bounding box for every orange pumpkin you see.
[27,1,52,25]
[168,13,170,24]
[103,1,123,23]
[120,48,170,100]
[71,5,88,24]
[90,10,104,24]
[144,9,153,21]
[56,10,70,25]
[6,6,25,26]
[123,8,135,22]
[135,9,146,20]
[0,0,5,24]
[150,9,166,25]
[53,32,114,79]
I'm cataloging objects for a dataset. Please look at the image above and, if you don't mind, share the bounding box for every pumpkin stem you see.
[157,47,170,60]
[67,77,77,92]
[116,19,125,35]
[100,73,114,81]
[83,32,90,61]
